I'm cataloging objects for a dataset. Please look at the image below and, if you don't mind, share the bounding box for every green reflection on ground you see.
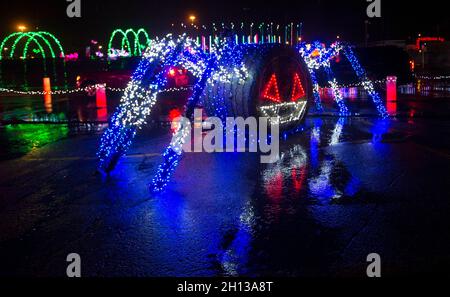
[0,123,68,160]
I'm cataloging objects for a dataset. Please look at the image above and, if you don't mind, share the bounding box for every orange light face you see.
[311,49,320,58]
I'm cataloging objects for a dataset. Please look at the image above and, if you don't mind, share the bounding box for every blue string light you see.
[343,46,388,118]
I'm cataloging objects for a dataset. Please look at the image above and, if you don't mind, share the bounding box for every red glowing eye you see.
[262,74,281,103]
[291,73,306,102]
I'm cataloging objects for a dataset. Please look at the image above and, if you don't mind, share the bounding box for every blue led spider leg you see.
[151,55,218,193]
[309,69,323,112]
[97,59,154,173]
[342,46,388,118]
[325,67,351,116]
[97,38,191,173]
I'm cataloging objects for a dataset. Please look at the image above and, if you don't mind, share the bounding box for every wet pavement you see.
[0,90,450,277]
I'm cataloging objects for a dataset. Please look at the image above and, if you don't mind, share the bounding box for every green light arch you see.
[108,28,151,56]
[0,31,65,60]
[36,32,65,57]
[10,33,55,59]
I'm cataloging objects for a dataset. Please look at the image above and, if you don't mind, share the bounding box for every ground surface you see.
[1,93,449,276]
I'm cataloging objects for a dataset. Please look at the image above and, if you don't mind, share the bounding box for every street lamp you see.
[189,15,196,24]
[18,25,27,32]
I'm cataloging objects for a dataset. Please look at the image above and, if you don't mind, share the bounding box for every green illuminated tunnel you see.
[0,31,65,60]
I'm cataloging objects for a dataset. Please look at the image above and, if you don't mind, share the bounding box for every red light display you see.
[415,37,445,50]
[290,73,306,101]
[262,74,281,103]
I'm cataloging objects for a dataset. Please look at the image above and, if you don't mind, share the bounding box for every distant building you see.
[360,37,449,74]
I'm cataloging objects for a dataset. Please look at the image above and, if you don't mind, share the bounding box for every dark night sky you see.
[1,0,448,50]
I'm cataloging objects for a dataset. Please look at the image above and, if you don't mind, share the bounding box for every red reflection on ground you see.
[291,166,307,193]
[266,172,283,201]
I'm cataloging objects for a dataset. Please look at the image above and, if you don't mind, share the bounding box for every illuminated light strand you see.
[328,78,351,116]
[342,46,388,118]
[333,79,386,89]
[0,86,192,96]
[324,66,351,116]
[308,69,323,112]
[415,75,450,80]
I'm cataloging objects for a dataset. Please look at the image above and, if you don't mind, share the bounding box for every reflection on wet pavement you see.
[1,80,450,276]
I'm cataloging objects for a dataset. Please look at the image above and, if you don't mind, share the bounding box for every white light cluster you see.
[0,85,192,96]
[329,79,344,103]
[258,101,307,125]
[169,119,192,155]
[208,64,249,84]
[299,42,342,70]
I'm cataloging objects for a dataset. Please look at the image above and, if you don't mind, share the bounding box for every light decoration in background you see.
[0,85,191,96]
[108,49,131,59]
[386,76,397,101]
[170,21,302,50]
[96,84,108,122]
[107,28,151,57]
[43,77,52,113]
[0,31,65,60]
[64,52,79,61]
[386,76,397,115]
[415,36,445,50]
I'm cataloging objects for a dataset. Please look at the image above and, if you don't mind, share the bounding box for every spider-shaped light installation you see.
[97,35,388,193]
